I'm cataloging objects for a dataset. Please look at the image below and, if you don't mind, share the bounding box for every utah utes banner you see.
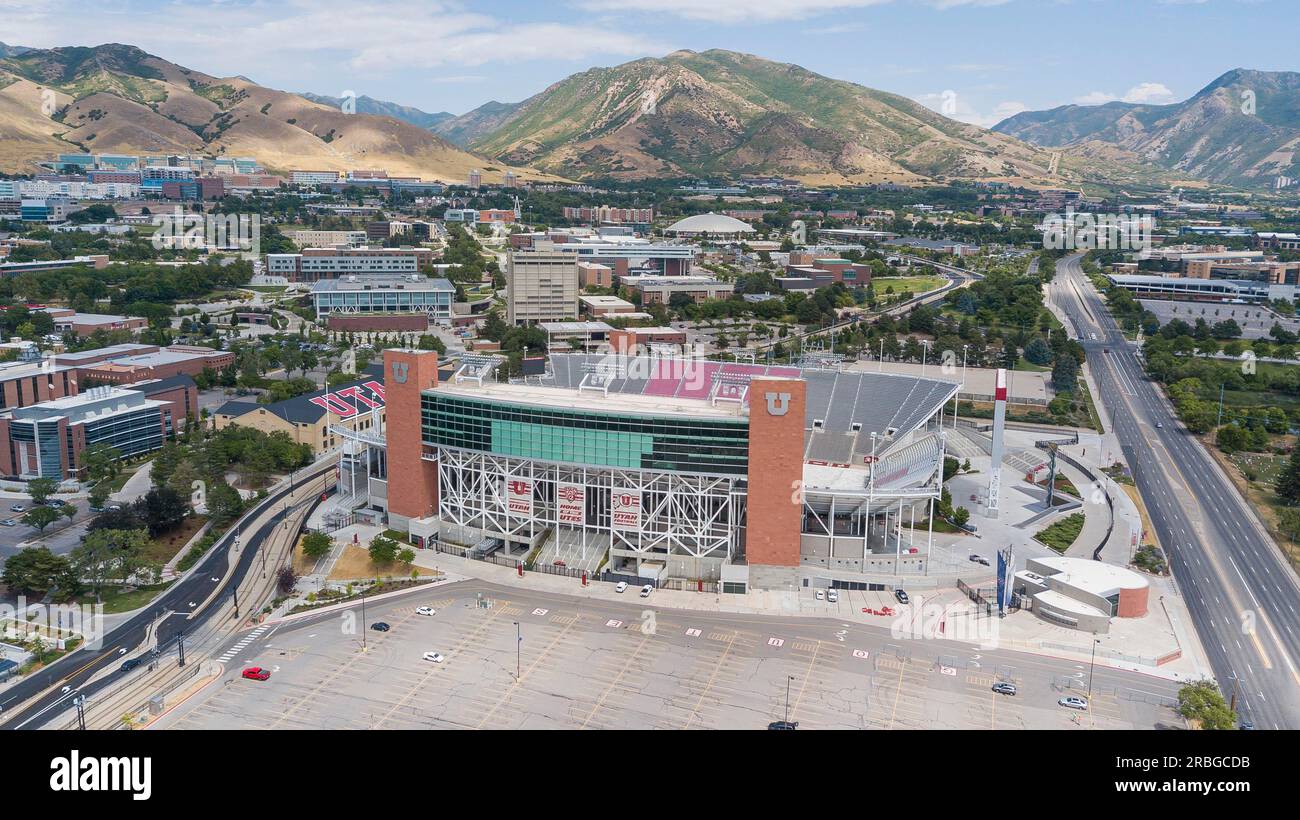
[611,489,641,530]
[557,482,585,525]
[504,478,533,516]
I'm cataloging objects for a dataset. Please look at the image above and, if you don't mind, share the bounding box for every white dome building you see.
[665,212,755,237]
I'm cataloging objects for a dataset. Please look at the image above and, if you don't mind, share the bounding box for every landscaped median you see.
[1033,512,1086,554]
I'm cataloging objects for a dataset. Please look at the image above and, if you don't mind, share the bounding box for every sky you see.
[1,0,1295,127]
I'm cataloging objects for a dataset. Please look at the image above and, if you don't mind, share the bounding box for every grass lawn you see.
[1014,360,1051,373]
[1214,444,1300,571]
[1034,512,1086,554]
[76,583,175,615]
[873,275,945,296]
[142,515,209,566]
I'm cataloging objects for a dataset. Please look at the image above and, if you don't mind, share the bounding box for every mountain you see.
[299,92,455,130]
[993,69,1300,187]
[0,42,31,58]
[454,49,1153,188]
[432,100,526,147]
[0,44,558,183]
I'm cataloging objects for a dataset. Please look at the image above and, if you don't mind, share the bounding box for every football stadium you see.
[365,349,959,592]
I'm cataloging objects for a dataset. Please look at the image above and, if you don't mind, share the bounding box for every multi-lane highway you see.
[1050,252,1300,729]
[0,460,336,730]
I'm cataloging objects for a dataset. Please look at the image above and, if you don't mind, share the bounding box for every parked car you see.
[766,721,798,730]
[415,606,435,616]
[991,682,1017,696]
[1058,696,1088,711]
[826,590,839,603]
[969,555,990,566]
[639,584,653,598]
[421,651,445,663]
[241,667,271,681]
[370,622,391,632]
[615,582,628,593]
[120,658,142,673]
[0,519,15,527]
[9,504,23,513]
[894,589,910,604]
[815,590,825,601]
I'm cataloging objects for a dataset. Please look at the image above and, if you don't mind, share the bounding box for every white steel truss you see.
[432,447,743,559]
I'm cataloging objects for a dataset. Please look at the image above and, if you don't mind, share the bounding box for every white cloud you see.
[1074,82,1177,106]
[575,0,892,24]
[914,90,1026,127]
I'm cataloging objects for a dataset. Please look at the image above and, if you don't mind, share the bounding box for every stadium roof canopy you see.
[665,212,755,235]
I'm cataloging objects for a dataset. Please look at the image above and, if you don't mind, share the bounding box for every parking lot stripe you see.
[683,631,737,730]
[476,619,580,729]
[579,632,653,729]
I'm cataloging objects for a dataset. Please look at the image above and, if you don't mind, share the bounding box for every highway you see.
[0,460,336,730]
[1049,252,1300,729]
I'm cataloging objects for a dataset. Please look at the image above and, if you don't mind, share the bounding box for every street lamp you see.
[785,675,795,724]
[514,622,521,681]
[1086,638,1100,702]
[360,590,367,651]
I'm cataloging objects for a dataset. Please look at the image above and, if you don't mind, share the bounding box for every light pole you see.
[1086,638,1099,702]
[514,621,521,681]
[360,590,367,651]
[785,675,795,724]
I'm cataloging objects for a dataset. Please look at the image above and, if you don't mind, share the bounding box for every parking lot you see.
[158,581,1184,731]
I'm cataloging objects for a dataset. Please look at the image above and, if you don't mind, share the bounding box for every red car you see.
[241,666,271,681]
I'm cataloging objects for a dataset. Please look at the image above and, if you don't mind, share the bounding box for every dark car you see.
[894,589,910,604]
[370,622,391,632]
[767,721,799,730]
[969,555,990,566]
[120,658,142,673]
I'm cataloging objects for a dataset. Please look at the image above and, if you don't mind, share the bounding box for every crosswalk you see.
[217,625,269,664]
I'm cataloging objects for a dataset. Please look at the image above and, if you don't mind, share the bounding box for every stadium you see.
[368,348,959,592]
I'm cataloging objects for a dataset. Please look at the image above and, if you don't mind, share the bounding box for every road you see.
[1049,252,1300,729]
[0,460,336,730]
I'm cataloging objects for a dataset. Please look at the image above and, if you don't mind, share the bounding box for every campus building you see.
[311,275,455,324]
[265,248,435,282]
[506,246,580,326]
[380,350,958,591]
[0,386,176,480]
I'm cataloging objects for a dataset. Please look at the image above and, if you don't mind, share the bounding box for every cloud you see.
[575,0,892,24]
[1074,82,1177,106]
[915,90,1026,127]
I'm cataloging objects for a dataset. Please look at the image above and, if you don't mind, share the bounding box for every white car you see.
[815,590,825,601]
[639,584,653,598]
[615,582,628,593]
[826,590,839,603]
[1058,696,1088,711]
[415,606,435,616]
[422,652,445,663]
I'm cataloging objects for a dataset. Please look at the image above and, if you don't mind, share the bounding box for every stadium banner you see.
[557,482,585,525]
[504,477,533,517]
[611,489,642,530]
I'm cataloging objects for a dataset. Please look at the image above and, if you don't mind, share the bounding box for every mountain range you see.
[0,44,550,184]
[993,69,1300,188]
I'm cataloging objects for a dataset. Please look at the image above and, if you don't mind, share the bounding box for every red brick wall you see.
[384,349,440,523]
[745,378,806,567]
[326,314,430,333]
[1117,585,1149,618]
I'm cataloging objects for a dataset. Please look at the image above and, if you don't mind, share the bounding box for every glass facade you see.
[422,393,750,475]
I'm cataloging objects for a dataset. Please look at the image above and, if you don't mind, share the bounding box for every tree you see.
[276,566,298,594]
[397,547,416,566]
[206,482,245,525]
[368,535,399,565]
[1276,447,1300,506]
[60,503,77,527]
[1278,508,1300,544]
[952,507,971,528]
[89,482,112,509]
[22,505,62,533]
[1051,355,1079,394]
[301,531,333,560]
[81,443,123,484]
[72,528,154,597]
[26,477,57,505]
[139,486,188,536]
[1177,680,1236,730]
[1023,337,1053,366]
[1,546,77,597]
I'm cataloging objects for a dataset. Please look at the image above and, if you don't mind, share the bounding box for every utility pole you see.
[232,586,239,618]
[361,590,367,651]
[74,695,86,730]
[785,675,794,724]
[177,630,186,668]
